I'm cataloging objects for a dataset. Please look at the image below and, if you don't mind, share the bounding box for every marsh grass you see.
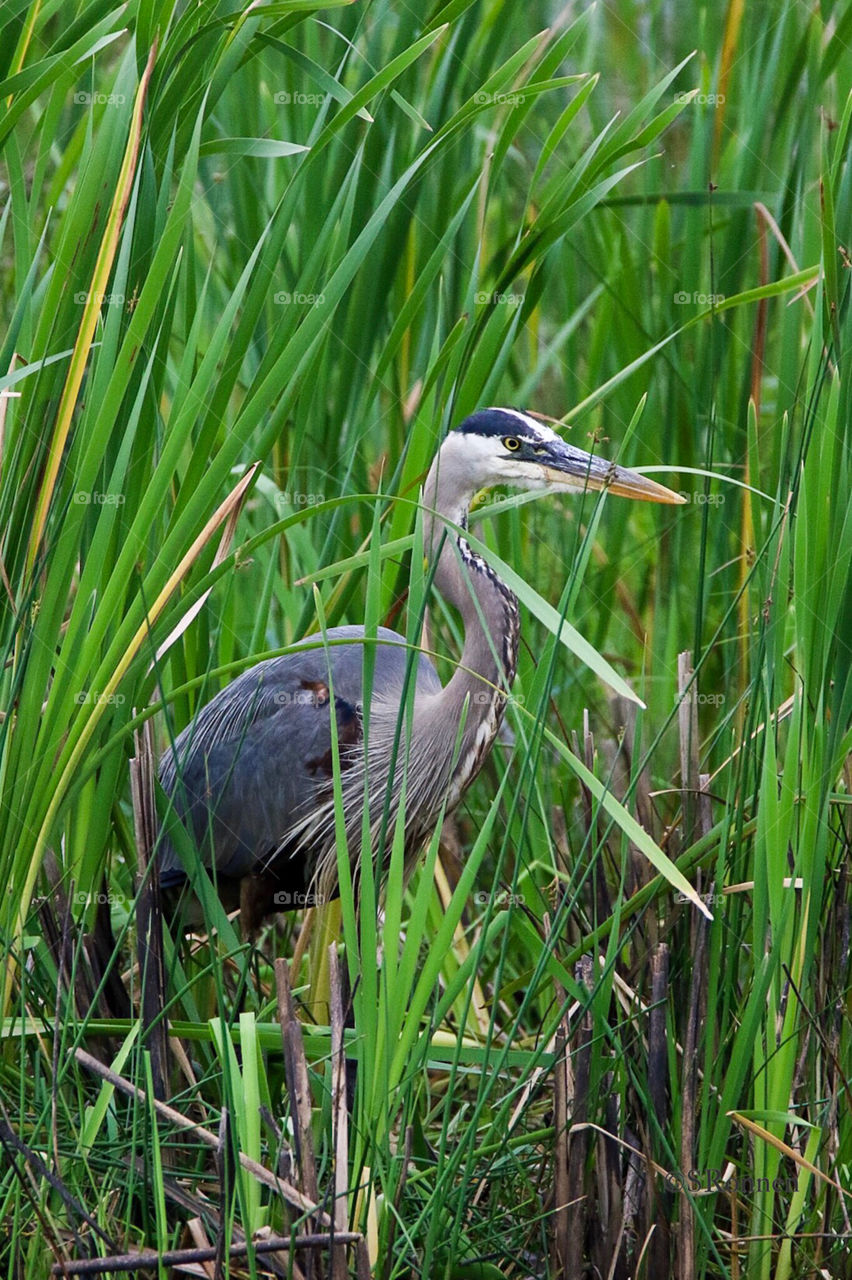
[0,1,850,1276]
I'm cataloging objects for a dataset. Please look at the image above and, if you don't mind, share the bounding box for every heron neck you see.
[421,452,520,783]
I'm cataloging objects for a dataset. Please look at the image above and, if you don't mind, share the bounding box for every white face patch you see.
[436,433,540,493]
[427,408,602,514]
[437,413,566,487]
[428,433,500,515]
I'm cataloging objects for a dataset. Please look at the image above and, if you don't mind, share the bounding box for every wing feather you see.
[157,626,440,889]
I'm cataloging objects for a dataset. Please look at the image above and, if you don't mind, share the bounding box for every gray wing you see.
[157,626,441,887]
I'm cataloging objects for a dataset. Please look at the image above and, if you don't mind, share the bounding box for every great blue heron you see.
[158,408,684,929]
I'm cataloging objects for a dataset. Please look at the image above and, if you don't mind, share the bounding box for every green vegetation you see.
[0,0,850,1276]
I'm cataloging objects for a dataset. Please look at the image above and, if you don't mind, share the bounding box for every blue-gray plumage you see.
[157,408,684,928]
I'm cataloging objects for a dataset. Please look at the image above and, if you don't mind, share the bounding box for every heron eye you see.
[503,436,521,452]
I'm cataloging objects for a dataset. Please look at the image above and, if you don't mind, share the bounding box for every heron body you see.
[158,408,684,928]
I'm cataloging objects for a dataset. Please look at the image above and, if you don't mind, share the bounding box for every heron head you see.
[449,407,686,505]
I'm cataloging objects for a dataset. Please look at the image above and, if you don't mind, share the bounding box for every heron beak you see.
[542,439,687,505]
